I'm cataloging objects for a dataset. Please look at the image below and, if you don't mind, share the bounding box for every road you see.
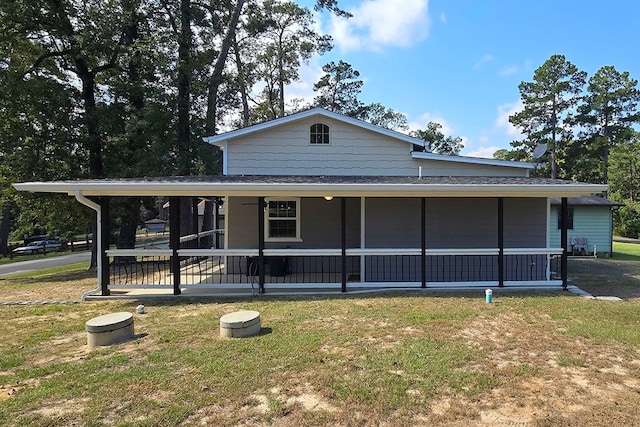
[0,252,92,277]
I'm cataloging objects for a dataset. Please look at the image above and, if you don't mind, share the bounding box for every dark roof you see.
[14,174,609,198]
[550,195,623,207]
[52,175,602,186]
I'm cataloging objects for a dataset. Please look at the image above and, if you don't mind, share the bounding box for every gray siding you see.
[225,117,527,177]
[504,198,547,247]
[426,198,545,248]
[229,196,547,250]
[227,196,360,249]
[549,206,613,255]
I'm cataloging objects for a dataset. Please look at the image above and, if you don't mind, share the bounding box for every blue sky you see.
[290,0,640,157]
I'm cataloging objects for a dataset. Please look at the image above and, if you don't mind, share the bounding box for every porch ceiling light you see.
[324,196,333,201]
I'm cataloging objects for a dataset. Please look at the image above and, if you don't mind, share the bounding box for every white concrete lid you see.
[85,312,133,333]
[220,310,260,328]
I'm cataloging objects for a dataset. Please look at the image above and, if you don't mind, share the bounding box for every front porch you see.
[99,244,566,298]
[14,175,603,298]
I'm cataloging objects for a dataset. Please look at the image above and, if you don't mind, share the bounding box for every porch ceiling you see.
[14,175,607,198]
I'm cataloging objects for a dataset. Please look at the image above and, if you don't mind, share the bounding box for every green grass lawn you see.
[1,263,640,426]
[612,241,640,261]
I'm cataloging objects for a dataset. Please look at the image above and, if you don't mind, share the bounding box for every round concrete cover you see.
[220,310,260,329]
[85,312,134,333]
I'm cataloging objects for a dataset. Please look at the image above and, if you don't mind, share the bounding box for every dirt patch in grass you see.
[0,269,96,302]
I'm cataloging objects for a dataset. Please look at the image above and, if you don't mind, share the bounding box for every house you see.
[14,108,607,297]
[549,196,622,257]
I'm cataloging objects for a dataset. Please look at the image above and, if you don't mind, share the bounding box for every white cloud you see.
[328,0,430,52]
[473,54,494,69]
[284,58,325,104]
[498,65,518,76]
[465,146,501,159]
[495,100,524,138]
[440,12,446,23]
[407,111,455,136]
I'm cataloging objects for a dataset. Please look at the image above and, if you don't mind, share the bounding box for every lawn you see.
[612,240,640,261]
[1,262,640,426]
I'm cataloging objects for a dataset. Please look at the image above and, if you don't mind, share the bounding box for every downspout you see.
[74,191,102,300]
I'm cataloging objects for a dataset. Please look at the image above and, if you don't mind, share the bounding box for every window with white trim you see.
[266,198,301,241]
[310,123,330,144]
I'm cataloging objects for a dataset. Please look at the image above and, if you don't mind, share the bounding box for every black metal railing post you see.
[421,197,426,288]
[100,196,111,296]
[258,197,265,294]
[561,197,568,290]
[498,197,504,288]
[341,197,347,293]
[169,197,181,295]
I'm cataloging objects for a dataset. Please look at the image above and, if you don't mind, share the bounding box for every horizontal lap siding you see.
[549,206,613,254]
[227,119,414,175]
[225,118,528,177]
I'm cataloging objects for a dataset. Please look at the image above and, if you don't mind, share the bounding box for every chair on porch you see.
[570,236,588,255]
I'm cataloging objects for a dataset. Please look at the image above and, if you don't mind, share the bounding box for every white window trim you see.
[309,122,331,145]
[265,197,302,242]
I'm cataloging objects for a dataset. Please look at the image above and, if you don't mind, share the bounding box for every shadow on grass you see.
[568,258,640,299]
[125,287,573,309]
[611,252,640,262]
[10,267,95,284]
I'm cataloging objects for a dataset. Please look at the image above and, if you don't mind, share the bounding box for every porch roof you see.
[14,175,607,198]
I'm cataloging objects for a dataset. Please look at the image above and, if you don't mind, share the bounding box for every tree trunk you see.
[205,0,246,135]
[201,200,214,248]
[177,0,192,175]
[179,197,194,240]
[233,37,250,127]
[0,201,13,257]
[114,0,145,252]
[550,97,557,179]
[116,198,140,250]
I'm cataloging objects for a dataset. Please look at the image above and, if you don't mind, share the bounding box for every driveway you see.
[0,252,91,277]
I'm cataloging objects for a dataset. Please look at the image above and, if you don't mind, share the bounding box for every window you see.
[266,198,301,241]
[557,207,574,230]
[310,123,330,144]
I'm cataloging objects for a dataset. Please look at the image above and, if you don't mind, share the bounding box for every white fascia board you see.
[411,151,535,169]
[14,181,608,199]
[203,107,423,147]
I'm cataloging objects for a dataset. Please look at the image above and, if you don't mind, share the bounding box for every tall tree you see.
[313,60,364,115]
[410,122,463,156]
[355,102,408,131]
[575,65,640,186]
[509,54,586,178]
[609,131,640,202]
[253,0,331,117]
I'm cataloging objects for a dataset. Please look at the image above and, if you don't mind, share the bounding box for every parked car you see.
[12,240,61,255]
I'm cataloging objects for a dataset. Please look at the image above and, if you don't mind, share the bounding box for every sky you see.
[289,0,640,158]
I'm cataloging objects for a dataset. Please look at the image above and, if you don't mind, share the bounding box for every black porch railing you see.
[106,247,564,290]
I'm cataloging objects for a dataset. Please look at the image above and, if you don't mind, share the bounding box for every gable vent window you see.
[310,123,330,144]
